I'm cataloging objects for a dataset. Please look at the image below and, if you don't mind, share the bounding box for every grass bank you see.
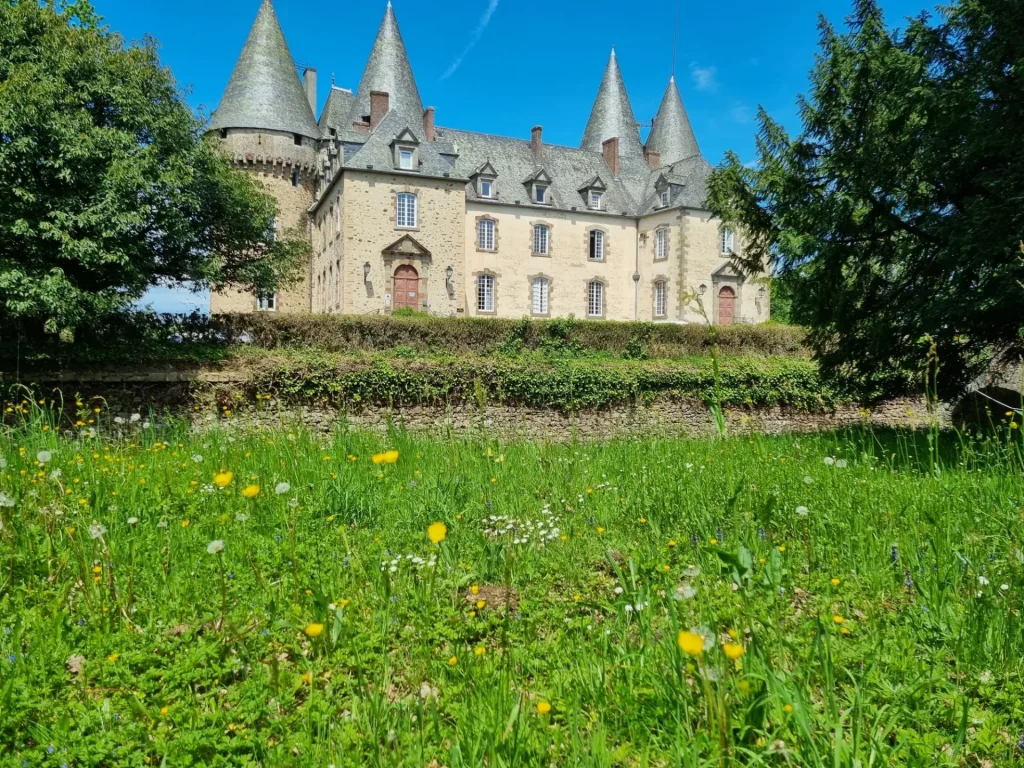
[0,410,1022,765]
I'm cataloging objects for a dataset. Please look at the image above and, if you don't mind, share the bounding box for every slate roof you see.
[345,3,425,135]
[580,50,645,162]
[209,0,320,139]
[645,76,702,166]
[318,86,355,135]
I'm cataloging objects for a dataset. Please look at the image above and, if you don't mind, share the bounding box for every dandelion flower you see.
[824,457,835,466]
[723,642,745,660]
[795,506,809,517]
[427,522,447,545]
[213,472,233,488]
[241,485,260,499]
[89,522,107,540]
[107,653,119,663]
[537,701,552,715]
[274,482,291,495]
[475,646,485,656]
[832,615,844,624]
[304,623,325,639]
[476,600,486,610]
[235,513,249,523]
[207,539,225,555]
[191,455,203,463]
[783,704,794,714]
[301,672,313,685]
[447,656,458,666]
[678,631,704,656]
[372,453,386,465]
[831,578,841,586]
[978,576,990,587]
[127,517,138,526]
[383,450,399,464]
[470,585,480,596]
[160,706,169,716]
[37,450,52,464]
[181,520,190,528]
[0,492,14,508]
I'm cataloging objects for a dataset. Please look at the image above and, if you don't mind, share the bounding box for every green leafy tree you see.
[0,0,308,338]
[708,0,1024,395]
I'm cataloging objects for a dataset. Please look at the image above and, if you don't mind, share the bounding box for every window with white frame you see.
[590,191,603,210]
[654,280,667,317]
[589,229,605,261]
[660,189,670,207]
[399,148,415,170]
[477,274,495,312]
[396,193,417,228]
[720,227,735,254]
[478,219,495,250]
[535,185,548,204]
[480,178,494,198]
[587,281,604,317]
[532,277,549,315]
[655,228,668,260]
[533,224,549,254]
[257,294,277,312]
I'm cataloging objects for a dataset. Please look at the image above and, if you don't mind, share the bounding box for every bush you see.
[217,314,809,359]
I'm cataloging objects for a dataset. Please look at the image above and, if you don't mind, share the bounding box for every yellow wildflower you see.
[784,704,794,714]
[722,642,745,660]
[832,615,844,625]
[241,485,260,499]
[447,656,458,666]
[301,672,313,685]
[537,701,552,715]
[213,471,233,488]
[428,522,447,545]
[831,578,841,587]
[107,653,119,663]
[677,631,704,656]
[304,623,325,638]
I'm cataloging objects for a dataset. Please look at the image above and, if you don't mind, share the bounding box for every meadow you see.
[0,403,1022,767]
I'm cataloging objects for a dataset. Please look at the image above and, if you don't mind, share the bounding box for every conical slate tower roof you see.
[580,49,644,160]
[645,76,701,165]
[346,3,424,132]
[209,0,320,139]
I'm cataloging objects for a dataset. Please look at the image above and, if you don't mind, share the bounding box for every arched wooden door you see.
[393,265,419,311]
[718,286,736,325]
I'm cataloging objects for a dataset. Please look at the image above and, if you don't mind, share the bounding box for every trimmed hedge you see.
[220,313,808,358]
[249,355,839,412]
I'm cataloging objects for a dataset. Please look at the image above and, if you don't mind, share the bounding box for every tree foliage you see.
[708,0,1024,395]
[0,0,308,337]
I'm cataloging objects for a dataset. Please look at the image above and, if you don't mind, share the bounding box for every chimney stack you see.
[370,91,390,130]
[423,106,435,142]
[602,137,620,176]
[645,150,662,170]
[531,125,543,159]
[303,68,317,116]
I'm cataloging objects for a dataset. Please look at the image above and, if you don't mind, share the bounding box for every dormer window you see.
[390,128,421,172]
[399,148,415,170]
[480,179,494,198]
[590,191,603,210]
[535,185,548,204]
[660,190,670,208]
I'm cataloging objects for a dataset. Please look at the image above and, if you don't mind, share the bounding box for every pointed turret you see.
[346,3,424,132]
[210,0,320,138]
[645,76,701,166]
[580,49,644,161]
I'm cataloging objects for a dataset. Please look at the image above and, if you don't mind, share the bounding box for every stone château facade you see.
[209,0,769,324]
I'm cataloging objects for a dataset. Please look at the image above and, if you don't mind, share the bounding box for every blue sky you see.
[122,0,930,313]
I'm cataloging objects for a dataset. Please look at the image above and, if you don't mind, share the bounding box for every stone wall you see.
[2,369,945,442]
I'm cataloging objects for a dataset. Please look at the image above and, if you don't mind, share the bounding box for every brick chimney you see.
[423,106,435,142]
[602,137,620,176]
[303,68,317,116]
[531,125,543,159]
[370,91,389,130]
[645,150,661,170]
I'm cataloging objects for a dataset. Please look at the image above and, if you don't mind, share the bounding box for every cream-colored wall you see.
[678,210,769,324]
[209,129,315,315]
[311,184,344,313]
[340,171,466,316]
[463,204,639,320]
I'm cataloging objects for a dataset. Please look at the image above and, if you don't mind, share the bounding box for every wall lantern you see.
[699,284,707,296]
[363,262,371,282]
[445,266,454,287]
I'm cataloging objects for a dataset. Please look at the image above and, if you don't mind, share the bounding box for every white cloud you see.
[441,0,501,80]
[731,104,752,124]
[690,63,718,92]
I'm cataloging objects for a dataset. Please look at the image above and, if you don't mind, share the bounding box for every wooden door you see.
[393,265,419,311]
[718,286,736,325]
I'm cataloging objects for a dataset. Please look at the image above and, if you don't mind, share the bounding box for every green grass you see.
[0,406,1022,767]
